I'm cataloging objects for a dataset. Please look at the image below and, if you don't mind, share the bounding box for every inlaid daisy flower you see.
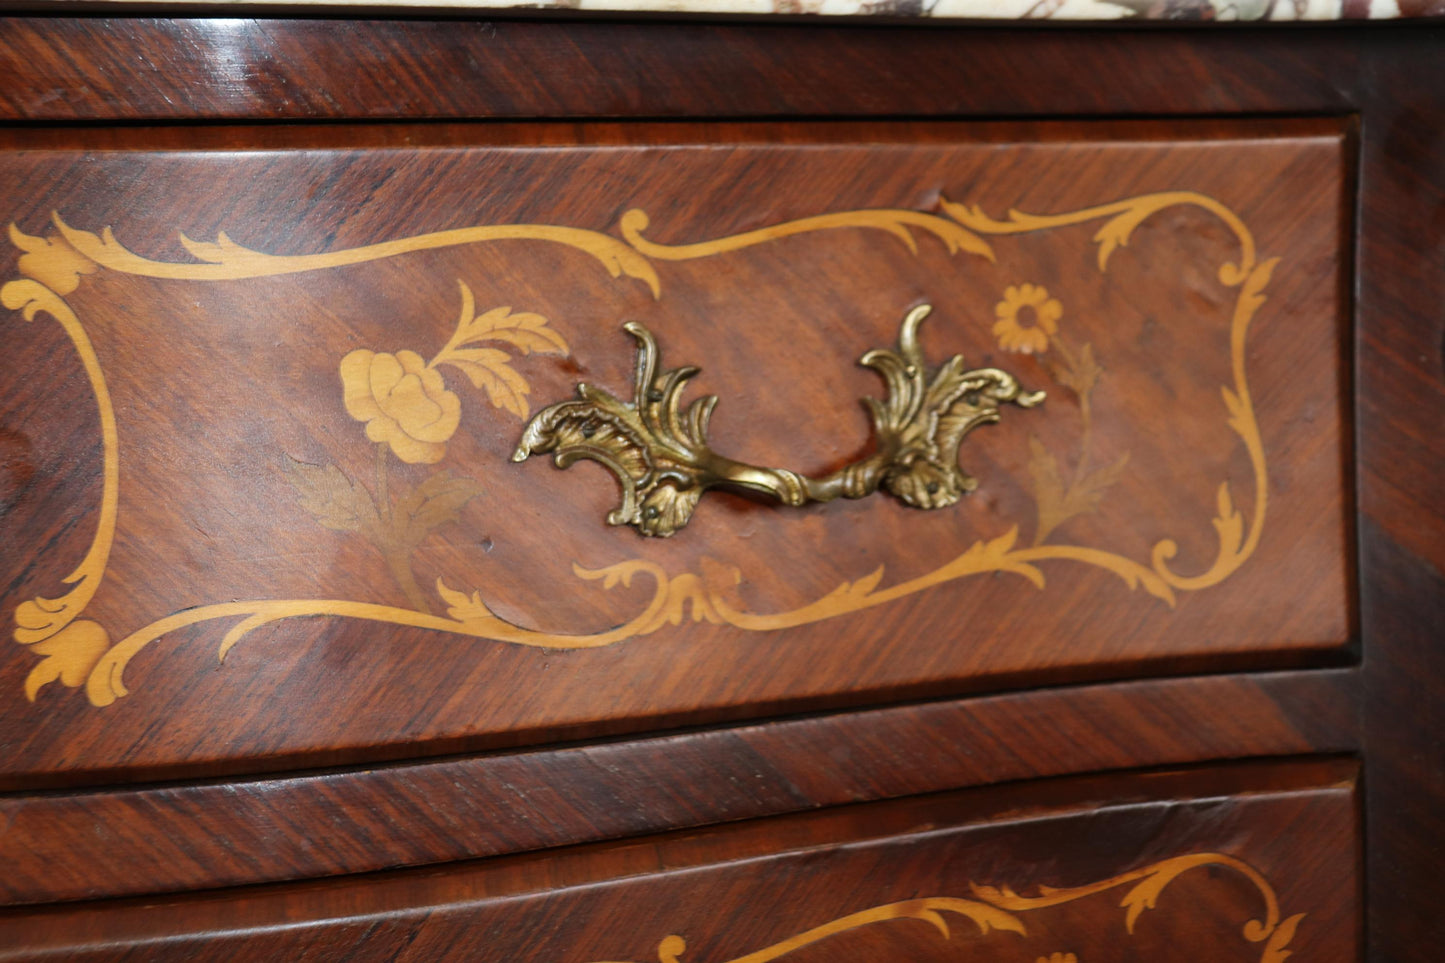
[993,282,1062,355]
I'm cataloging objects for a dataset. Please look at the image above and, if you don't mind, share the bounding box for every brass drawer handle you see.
[513,305,1044,537]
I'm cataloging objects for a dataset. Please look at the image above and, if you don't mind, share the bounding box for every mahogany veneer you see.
[0,761,1360,962]
[0,118,1351,777]
[0,18,1441,963]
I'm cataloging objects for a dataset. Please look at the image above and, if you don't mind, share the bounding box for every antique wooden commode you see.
[0,12,1440,962]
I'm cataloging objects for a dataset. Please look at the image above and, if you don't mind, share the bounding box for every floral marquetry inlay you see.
[3,188,1274,706]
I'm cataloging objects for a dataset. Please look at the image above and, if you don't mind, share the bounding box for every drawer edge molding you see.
[0,670,1358,904]
[0,759,1356,957]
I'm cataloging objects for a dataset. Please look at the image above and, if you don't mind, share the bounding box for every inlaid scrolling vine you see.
[3,190,1273,706]
[589,853,1304,963]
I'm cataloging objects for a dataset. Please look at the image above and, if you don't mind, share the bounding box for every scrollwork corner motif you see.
[9,223,97,297]
[4,226,116,701]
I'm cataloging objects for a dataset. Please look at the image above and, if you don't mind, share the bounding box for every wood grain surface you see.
[0,669,1355,904]
[0,760,1359,962]
[1352,37,1445,961]
[0,21,1366,122]
[0,119,1351,780]
[0,19,1440,962]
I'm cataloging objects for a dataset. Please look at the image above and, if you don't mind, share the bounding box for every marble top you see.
[47,0,1443,18]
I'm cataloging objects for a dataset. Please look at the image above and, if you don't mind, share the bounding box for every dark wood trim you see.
[0,20,1373,123]
[0,758,1359,957]
[0,670,1356,904]
[1353,31,1445,950]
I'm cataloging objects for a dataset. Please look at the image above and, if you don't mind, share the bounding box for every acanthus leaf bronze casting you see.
[512,304,1045,537]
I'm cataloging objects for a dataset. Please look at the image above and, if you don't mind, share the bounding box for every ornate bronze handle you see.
[512,305,1044,537]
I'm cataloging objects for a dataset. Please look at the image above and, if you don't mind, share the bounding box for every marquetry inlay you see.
[5,190,1272,706]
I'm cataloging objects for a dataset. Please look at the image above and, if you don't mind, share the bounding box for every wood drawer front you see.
[0,761,1358,961]
[0,120,1351,779]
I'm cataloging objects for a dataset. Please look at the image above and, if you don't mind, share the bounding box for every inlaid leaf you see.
[23,620,110,701]
[10,225,97,295]
[843,565,885,599]
[1221,384,1256,439]
[967,883,1017,904]
[1029,438,1130,544]
[1119,871,1171,934]
[574,559,657,590]
[281,456,379,534]
[1075,451,1131,510]
[1221,384,1244,421]
[394,470,483,547]
[176,230,262,266]
[1093,205,1157,271]
[1028,435,1069,543]
[445,282,568,355]
[946,526,1045,588]
[440,348,532,419]
[431,283,568,420]
[988,526,1019,554]
[1055,341,1100,398]
[460,304,568,355]
[436,578,497,623]
[1262,913,1306,963]
[1212,481,1246,555]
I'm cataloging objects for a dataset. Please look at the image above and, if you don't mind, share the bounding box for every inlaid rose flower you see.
[993,282,1062,355]
[340,348,462,464]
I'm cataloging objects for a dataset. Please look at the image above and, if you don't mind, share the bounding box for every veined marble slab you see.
[20,0,1437,18]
